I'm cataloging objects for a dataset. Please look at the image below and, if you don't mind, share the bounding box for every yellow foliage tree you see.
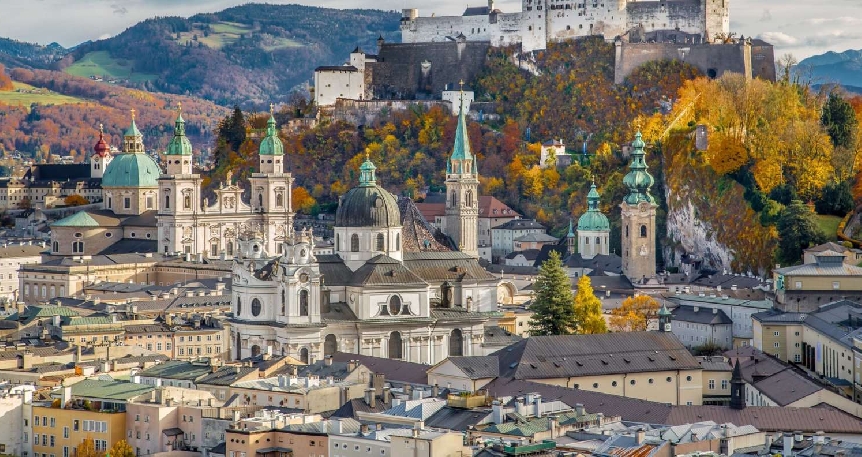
[108,440,134,457]
[76,438,103,457]
[64,194,89,207]
[608,295,661,332]
[291,186,316,214]
[573,275,608,334]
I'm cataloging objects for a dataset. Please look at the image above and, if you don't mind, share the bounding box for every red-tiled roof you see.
[478,196,519,218]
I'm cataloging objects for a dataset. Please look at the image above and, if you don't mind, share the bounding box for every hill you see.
[798,49,862,88]
[52,3,400,107]
[0,68,229,160]
[0,37,66,69]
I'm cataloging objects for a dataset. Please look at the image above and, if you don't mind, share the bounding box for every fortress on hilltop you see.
[400,0,730,52]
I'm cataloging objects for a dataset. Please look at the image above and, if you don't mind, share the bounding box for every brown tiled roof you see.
[414,202,445,221]
[478,196,519,218]
[331,352,428,385]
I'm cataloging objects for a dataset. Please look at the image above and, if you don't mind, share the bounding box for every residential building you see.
[227,374,366,414]
[664,293,773,347]
[670,305,733,349]
[125,386,222,455]
[427,356,499,392]
[225,417,358,457]
[491,219,546,260]
[804,242,862,265]
[0,243,43,303]
[697,356,733,405]
[491,332,704,405]
[774,251,862,312]
[330,423,467,457]
[0,385,34,457]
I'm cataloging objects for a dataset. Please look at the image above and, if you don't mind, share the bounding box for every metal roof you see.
[68,379,155,401]
[446,356,500,379]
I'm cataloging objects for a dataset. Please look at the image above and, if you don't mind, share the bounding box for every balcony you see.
[447,392,490,409]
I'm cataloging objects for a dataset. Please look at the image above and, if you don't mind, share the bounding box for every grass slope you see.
[0,81,85,107]
[814,214,842,241]
[64,51,157,82]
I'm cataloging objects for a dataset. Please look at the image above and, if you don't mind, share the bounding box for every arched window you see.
[235,333,242,360]
[449,329,464,356]
[52,241,58,253]
[466,190,473,207]
[351,234,359,252]
[585,237,590,245]
[324,334,337,357]
[640,225,647,237]
[300,290,309,316]
[258,194,263,207]
[396,234,401,251]
[49,286,55,298]
[450,191,457,207]
[388,295,402,315]
[596,237,601,245]
[251,345,261,357]
[165,195,170,209]
[335,234,339,250]
[299,348,309,364]
[236,296,242,315]
[388,332,403,359]
[251,298,262,317]
[72,241,84,253]
[59,286,65,297]
[376,233,385,251]
[183,194,191,210]
[276,193,284,207]
[281,290,286,315]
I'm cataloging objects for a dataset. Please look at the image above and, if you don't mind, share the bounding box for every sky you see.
[3,0,862,59]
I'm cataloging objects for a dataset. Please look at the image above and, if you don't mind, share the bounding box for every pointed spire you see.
[259,103,284,156]
[174,102,185,136]
[587,182,600,211]
[567,219,574,237]
[359,149,377,187]
[732,359,742,380]
[267,103,277,136]
[166,102,192,156]
[124,109,142,138]
[448,82,474,174]
[622,131,655,205]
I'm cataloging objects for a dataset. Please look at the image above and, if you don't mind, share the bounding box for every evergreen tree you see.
[573,275,608,334]
[528,251,577,336]
[218,106,247,152]
[778,200,826,265]
[815,180,854,216]
[822,92,858,149]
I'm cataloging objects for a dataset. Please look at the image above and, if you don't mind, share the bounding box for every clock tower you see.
[620,131,657,283]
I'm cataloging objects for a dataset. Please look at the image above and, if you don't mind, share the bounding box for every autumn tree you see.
[291,186,317,214]
[573,275,608,334]
[17,197,31,210]
[108,440,134,457]
[64,194,89,207]
[778,200,826,265]
[76,438,102,457]
[529,251,577,336]
[608,295,660,332]
[0,64,12,91]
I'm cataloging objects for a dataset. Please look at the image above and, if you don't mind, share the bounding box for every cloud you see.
[758,32,799,46]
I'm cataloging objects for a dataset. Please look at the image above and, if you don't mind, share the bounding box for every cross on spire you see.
[270,102,275,115]
[177,101,182,113]
[99,123,103,133]
[130,109,135,120]
[459,79,464,92]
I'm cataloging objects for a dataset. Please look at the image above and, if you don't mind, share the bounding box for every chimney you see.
[332,419,343,434]
[360,424,369,435]
[347,360,358,372]
[533,394,542,417]
[373,372,385,395]
[713,307,718,314]
[635,428,646,445]
[575,403,585,416]
[403,383,412,397]
[59,385,72,408]
[783,433,793,457]
[383,387,391,406]
[492,401,504,424]
[364,388,376,408]
[325,355,333,366]
[548,416,558,439]
[432,384,439,397]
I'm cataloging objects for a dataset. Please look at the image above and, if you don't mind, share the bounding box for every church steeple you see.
[444,83,479,258]
[165,103,193,175]
[619,131,658,283]
[359,151,377,187]
[123,109,145,154]
[577,182,610,259]
[257,103,285,175]
[622,131,655,205]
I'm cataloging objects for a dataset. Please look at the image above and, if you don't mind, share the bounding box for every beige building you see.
[227,374,366,414]
[774,251,862,312]
[492,332,704,405]
[0,243,42,304]
[125,386,221,455]
[804,242,862,265]
[224,417,356,457]
[427,356,498,392]
[330,425,467,457]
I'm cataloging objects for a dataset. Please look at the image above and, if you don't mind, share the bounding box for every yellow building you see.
[774,251,862,312]
[32,380,154,457]
[492,332,704,405]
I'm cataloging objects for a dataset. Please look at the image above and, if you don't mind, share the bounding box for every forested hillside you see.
[57,4,400,106]
[0,68,228,160]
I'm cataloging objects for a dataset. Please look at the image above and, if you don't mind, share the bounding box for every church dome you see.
[93,125,109,157]
[102,153,161,188]
[335,157,400,228]
[165,107,192,156]
[259,111,284,156]
[577,183,609,232]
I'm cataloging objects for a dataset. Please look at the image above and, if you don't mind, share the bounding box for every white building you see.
[0,385,34,457]
[229,108,501,365]
[400,0,730,53]
[670,305,733,349]
[0,244,43,303]
[540,139,566,168]
[491,219,546,260]
[314,65,365,107]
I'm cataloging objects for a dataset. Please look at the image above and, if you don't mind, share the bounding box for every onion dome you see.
[577,182,610,232]
[165,103,192,156]
[622,131,656,205]
[93,124,110,157]
[335,155,400,228]
[259,104,284,156]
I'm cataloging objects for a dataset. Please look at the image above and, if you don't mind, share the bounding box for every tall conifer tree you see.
[529,251,577,335]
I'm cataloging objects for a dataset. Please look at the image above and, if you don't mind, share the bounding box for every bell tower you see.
[91,124,112,179]
[158,103,202,256]
[444,85,479,258]
[620,132,657,283]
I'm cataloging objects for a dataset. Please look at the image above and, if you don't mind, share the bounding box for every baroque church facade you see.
[228,101,499,364]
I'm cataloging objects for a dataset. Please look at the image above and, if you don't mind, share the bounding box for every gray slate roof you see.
[447,356,500,379]
[493,332,701,379]
[671,305,733,325]
[331,352,427,385]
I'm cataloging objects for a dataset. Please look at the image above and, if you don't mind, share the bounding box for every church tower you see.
[620,131,657,282]
[444,90,479,258]
[90,124,112,179]
[577,182,610,259]
[566,220,576,256]
[248,104,294,256]
[158,103,202,255]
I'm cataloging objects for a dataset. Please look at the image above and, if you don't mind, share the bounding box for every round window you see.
[105,233,113,238]
[592,383,598,388]
[630,379,636,385]
[299,273,309,283]
[666,377,672,382]
[251,298,262,317]
[74,232,82,238]
[388,295,402,315]
[131,232,136,238]
[611,381,617,387]
[686,376,692,382]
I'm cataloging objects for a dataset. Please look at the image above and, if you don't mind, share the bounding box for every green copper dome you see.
[622,131,656,205]
[335,156,400,228]
[102,153,161,188]
[259,111,284,156]
[165,108,192,156]
[577,182,610,232]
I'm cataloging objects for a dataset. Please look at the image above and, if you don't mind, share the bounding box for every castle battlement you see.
[400,0,730,52]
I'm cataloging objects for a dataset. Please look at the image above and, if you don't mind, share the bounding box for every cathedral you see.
[228,98,499,364]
